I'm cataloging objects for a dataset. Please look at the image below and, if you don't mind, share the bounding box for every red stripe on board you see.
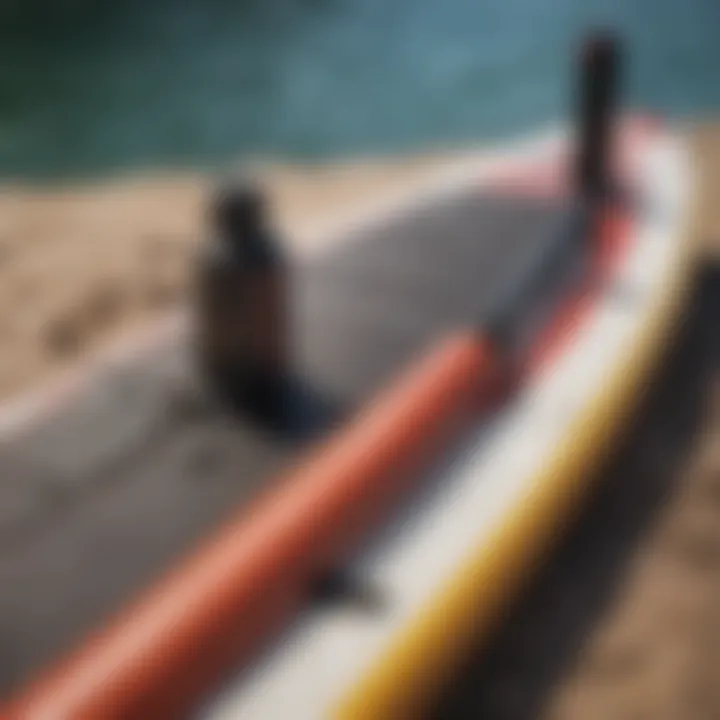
[3,334,509,720]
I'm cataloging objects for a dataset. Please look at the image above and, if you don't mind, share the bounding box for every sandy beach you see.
[2,122,720,717]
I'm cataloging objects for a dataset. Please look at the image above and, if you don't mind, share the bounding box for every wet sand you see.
[1,123,720,717]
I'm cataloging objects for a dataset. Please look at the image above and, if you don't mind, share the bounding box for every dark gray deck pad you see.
[0,189,571,695]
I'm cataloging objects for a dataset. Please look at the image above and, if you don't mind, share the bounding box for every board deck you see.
[0,119,694,720]
[0,172,569,697]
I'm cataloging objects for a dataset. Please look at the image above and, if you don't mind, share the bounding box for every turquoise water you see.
[0,0,718,178]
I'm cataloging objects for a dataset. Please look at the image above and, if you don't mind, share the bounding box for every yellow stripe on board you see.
[333,201,696,718]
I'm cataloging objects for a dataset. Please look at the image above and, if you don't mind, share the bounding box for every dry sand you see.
[1,123,720,718]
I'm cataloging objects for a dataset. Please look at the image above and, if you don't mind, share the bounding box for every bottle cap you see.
[581,30,619,67]
[212,176,267,243]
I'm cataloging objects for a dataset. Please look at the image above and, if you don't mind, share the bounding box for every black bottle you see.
[575,31,620,201]
[196,178,288,423]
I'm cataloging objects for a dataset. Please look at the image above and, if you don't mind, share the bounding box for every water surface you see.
[0,0,718,178]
